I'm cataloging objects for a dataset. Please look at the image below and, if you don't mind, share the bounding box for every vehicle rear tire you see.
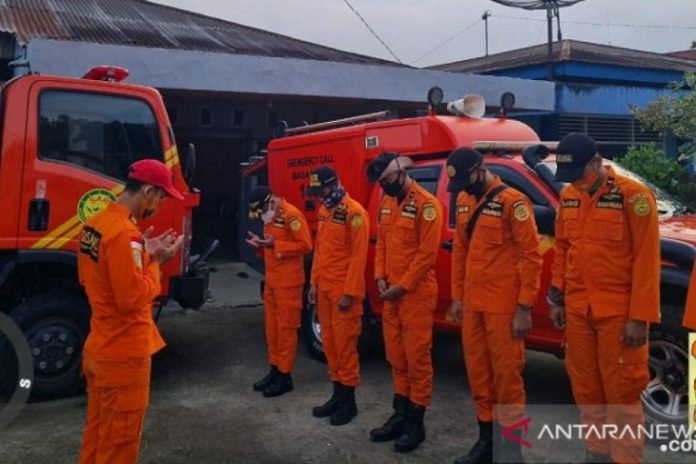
[642,304,689,425]
[0,292,90,400]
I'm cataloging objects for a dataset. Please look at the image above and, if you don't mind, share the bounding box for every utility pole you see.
[482,11,492,56]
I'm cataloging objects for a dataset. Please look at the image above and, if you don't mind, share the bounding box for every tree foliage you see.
[622,72,696,207]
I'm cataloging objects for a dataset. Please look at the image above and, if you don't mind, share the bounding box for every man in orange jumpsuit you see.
[548,133,660,464]
[684,265,696,425]
[366,152,443,453]
[306,166,369,426]
[246,186,312,397]
[78,159,184,464]
[447,148,542,464]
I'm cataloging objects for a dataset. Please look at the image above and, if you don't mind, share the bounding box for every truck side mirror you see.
[183,143,196,185]
[533,205,555,236]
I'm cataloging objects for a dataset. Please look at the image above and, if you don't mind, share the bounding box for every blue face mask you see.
[320,184,346,210]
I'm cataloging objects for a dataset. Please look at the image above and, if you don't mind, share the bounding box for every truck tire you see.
[0,292,90,400]
[642,304,689,425]
[301,297,326,362]
[301,291,382,363]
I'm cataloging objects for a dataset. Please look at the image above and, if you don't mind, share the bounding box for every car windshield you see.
[543,160,692,219]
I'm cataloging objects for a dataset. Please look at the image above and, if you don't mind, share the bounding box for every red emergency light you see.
[82,66,130,82]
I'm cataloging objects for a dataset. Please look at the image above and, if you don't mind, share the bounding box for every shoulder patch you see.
[632,198,651,216]
[513,202,530,221]
[423,202,437,221]
[131,241,143,269]
[351,214,364,228]
[79,226,102,262]
[289,217,301,231]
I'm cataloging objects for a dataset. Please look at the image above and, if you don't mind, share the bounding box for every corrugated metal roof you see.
[430,40,696,74]
[0,0,397,65]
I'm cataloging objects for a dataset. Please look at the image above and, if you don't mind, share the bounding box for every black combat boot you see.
[253,365,278,392]
[454,419,493,464]
[262,372,293,397]
[330,384,357,426]
[394,402,426,453]
[496,425,524,464]
[312,381,340,418]
[369,394,409,442]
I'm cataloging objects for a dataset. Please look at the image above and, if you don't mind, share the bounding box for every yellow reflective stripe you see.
[31,184,126,250]
[45,221,85,249]
[31,216,81,249]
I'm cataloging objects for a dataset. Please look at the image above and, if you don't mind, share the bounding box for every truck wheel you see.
[642,304,689,425]
[0,292,90,400]
[302,296,326,363]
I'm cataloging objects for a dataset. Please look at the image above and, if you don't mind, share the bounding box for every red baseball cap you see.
[128,159,184,200]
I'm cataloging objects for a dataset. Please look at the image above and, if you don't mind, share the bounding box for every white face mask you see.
[261,209,275,224]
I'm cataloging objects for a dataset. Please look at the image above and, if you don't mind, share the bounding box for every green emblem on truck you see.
[78,189,117,223]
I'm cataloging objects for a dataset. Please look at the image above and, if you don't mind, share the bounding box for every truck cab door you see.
[18,80,175,258]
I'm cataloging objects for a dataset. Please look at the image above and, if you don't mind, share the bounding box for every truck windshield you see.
[543,160,692,219]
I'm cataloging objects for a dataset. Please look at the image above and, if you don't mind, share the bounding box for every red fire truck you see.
[0,66,212,398]
[243,88,695,425]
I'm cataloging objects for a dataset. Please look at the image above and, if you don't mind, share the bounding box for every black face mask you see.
[382,172,403,197]
[463,172,486,197]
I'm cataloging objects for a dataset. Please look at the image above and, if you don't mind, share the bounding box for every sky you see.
[156,0,696,67]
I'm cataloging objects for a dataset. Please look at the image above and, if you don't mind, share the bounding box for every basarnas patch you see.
[423,203,437,221]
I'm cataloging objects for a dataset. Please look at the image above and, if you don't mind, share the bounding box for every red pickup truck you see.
[243,91,695,425]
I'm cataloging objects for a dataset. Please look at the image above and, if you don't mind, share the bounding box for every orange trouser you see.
[565,310,649,464]
[462,310,525,426]
[317,288,362,386]
[382,293,435,407]
[79,353,151,464]
[264,285,303,374]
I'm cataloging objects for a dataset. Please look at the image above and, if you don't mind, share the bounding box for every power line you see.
[342,0,402,63]
[411,18,482,65]
[495,14,696,30]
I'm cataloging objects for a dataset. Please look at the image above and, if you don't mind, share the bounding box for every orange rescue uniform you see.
[451,177,542,426]
[683,261,696,330]
[552,166,660,463]
[77,201,166,464]
[310,194,369,386]
[262,199,312,374]
[375,181,443,407]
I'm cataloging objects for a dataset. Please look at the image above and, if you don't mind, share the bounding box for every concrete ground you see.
[0,263,689,463]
